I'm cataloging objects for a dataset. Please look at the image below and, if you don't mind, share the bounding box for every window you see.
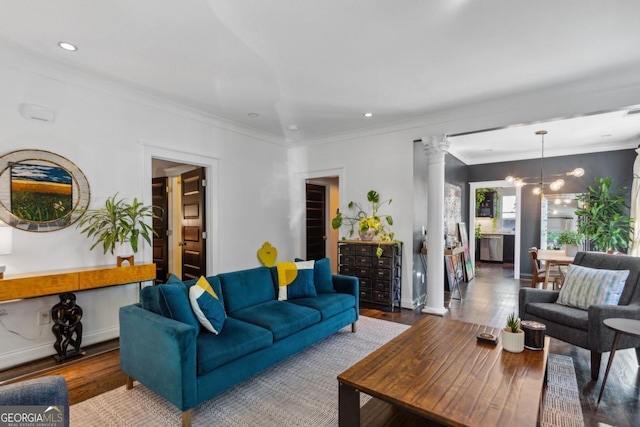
[502,195,516,219]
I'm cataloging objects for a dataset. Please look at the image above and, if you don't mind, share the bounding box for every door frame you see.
[143,143,219,276]
[469,180,521,279]
[298,168,344,270]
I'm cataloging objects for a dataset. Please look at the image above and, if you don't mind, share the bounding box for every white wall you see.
[289,131,416,308]
[0,50,290,369]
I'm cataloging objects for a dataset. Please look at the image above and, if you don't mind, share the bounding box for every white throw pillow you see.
[556,264,629,310]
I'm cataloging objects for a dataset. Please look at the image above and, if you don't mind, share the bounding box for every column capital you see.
[423,134,451,158]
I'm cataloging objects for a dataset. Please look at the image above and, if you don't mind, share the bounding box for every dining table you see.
[536,249,575,289]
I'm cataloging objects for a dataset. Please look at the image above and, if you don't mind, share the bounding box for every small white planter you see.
[501,329,525,353]
[565,244,579,257]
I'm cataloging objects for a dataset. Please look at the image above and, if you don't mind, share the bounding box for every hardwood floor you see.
[1,262,638,426]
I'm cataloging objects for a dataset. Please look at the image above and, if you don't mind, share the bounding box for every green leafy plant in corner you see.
[575,177,634,252]
[505,312,521,333]
[331,190,394,257]
[77,194,159,255]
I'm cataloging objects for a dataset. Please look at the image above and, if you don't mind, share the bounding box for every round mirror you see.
[0,150,90,232]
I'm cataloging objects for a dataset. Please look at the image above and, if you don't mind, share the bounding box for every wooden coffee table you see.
[338,316,549,426]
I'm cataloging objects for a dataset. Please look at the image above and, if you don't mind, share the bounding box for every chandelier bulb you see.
[570,168,585,177]
[532,187,542,195]
[549,179,565,191]
[505,176,515,183]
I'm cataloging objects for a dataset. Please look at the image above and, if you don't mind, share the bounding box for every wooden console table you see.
[0,264,156,302]
[0,263,155,362]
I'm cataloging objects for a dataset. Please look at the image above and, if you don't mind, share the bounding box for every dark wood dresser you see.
[338,241,402,312]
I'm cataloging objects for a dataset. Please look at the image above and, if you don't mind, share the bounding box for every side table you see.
[597,318,640,403]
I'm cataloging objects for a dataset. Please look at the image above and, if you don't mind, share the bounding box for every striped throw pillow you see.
[556,264,629,310]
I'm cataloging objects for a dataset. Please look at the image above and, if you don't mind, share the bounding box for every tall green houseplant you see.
[575,177,634,252]
[77,194,158,255]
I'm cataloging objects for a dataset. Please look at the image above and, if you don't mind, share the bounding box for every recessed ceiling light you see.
[484,148,493,152]
[363,112,373,118]
[601,134,612,138]
[288,125,299,131]
[58,41,78,52]
[248,113,259,118]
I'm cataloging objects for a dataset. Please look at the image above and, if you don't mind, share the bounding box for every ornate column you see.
[422,135,450,316]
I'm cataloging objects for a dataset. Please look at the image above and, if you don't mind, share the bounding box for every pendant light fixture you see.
[505,130,584,195]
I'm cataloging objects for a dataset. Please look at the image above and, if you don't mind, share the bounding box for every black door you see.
[306,183,326,260]
[180,168,206,280]
[152,177,169,284]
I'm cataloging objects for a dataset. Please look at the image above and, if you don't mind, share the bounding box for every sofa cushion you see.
[313,258,335,294]
[219,267,276,313]
[140,285,163,315]
[526,302,589,331]
[287,293,355,320]
[295,257,335,294]
[276,260,317,300]
[189,276,227,334]
[195,317,273,376]
[556,264,629,310]
[157,275,201,334]
[230,300,321,341]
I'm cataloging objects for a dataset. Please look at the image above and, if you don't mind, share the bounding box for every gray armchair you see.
[0,375,69,427]
[519,251,640,380]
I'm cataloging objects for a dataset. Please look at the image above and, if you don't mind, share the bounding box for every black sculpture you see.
[51,292,84,361]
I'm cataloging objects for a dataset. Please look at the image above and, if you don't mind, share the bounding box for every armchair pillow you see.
[189,276,226,334]
[556,264,629,310]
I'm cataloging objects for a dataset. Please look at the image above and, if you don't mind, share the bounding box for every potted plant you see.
[331,190,395,257]
[502,312,524,353]
[558,230,584,256]
[576,177,634,252]
[77,194,158,259]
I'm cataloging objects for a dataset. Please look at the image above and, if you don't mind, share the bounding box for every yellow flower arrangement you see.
[332,190,395,257]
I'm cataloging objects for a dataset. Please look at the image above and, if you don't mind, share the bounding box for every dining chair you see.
[529,247,563,289]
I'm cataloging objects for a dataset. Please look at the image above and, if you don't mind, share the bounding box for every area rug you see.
[71,317,584,426]
[541,353,585,427]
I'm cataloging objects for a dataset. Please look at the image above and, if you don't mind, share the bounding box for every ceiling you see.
[1,1,640,163]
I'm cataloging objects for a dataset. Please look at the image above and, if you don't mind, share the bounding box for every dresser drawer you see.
[372,290,390,303]
[339,265,356,276]
[339,244,355,256]
[374,257,392,269]
[374,280,387,291]
[356,267,372,278]
[355,245,374,257]
[340,255,354,266]
[373,269,391,281]
[360,289,372,301]
[356,256,373,267]
[359,278,372,290]
[377,245,395,258]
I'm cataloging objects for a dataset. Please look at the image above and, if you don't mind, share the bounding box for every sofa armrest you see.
[332,274,359,320]
[119,304,198,411]
[588,304,640,352]
[519,288,560,317]
[332,274,358,295]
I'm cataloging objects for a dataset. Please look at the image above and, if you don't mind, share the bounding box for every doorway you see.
[151,159,207,282]
[469,180,521,279]
[305,177,340,273]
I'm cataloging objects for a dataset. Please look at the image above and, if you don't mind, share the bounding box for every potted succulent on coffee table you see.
[502,312,525,353]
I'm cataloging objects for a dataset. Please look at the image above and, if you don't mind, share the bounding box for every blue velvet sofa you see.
[119,263,358,427]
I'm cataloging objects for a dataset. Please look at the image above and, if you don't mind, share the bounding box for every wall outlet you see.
[38,309,51,325]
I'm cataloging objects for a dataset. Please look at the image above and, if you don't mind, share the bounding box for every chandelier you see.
[505,130,584,195]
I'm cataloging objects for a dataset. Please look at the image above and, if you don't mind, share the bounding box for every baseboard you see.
[0,326,119,371]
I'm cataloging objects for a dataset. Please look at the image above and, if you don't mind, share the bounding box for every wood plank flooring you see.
[1,262,638,426]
